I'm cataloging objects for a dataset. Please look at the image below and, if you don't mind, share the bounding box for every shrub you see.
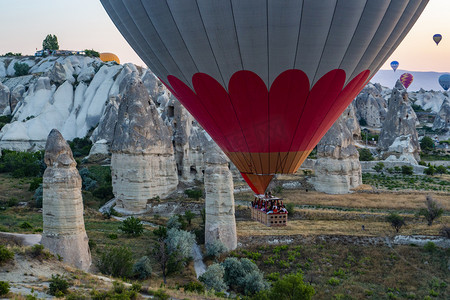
[386,213,406,233]
[0,281,9,296]
[14,62,30,76]
[97,246,134,278]
[418,195,444,226]
[184,281,205,294]
[423,242,437,253]
[184,188,203,200]
[33,185,43,208]
[0,150,44,178]
[401,165,414,175]
[435,165,447,174]
[0,245,14,264]
[206,240,228,258]
[28,244,46,258]
[20,222,33,229]
[90,281,139,300]
[221,257,267,294]
[49,274,69,296]
[167,215,181,229]
[119,216,144,236]
[327,277,340,286]
[266,272,315,300]
[84,49,100,58]
[92,186,113,201]
[166,228,195,260]
[373,162,384,173]
[359,118,367,126]
[133,256,152,279]
[199,263,228,292]
[424,166,436,176]
[68,137,92,158]
[358,148,374,161]
[29,177,43,192]
[285,203,295,216]
[151,289,170,300]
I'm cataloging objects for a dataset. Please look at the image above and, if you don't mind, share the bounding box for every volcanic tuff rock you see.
[352,83,387,128]
[204,143,237,251]
[312,105,362,194]
[378,80,420,163]
[0,82,10,115]
[432,98,450,132]
[41,129,91,271]
[111,72,178,214]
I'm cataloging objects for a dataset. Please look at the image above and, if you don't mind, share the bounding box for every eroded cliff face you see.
[41,129,91,271]
[353,83,388,128]
[378,80,420,164]
[204,144,237,251]
[432,98,450,132]
[110,73,178,214]
[313,105,362,194]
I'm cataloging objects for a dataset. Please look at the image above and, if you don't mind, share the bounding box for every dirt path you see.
[0,232,41,246]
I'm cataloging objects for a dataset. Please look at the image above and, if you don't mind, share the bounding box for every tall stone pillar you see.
[204,144,237,250]
[111,72,178,214]
[41,129,91,271]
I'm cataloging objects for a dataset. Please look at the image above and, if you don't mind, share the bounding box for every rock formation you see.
[111,72,178,214]
[352,83,387,128]
[432,98,450,132]
[41,129,91,271]
[312,105,362,194]
[0,82,10,115]
[378,80,420,163]
[204,143,237,251]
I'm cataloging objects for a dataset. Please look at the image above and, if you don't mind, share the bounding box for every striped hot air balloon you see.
[400,73,414,89]
[101,0,428,194]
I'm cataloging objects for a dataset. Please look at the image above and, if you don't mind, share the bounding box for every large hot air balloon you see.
[433,34,442,45]
[390,61,399,72]
[400,73,414,89]
[101,0,428,195]
[100,52,120,64]
[438,74,450,91]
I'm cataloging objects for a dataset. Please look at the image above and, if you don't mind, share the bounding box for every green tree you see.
[84,49,100,57]
[13,62,30,76]
[386,213,406,233]
[184,210,195,225]
[119,216,144,236]
[435,165,448,174]
[420,136,434,152]
[97,246,134,278]
[418,195,444,226]
[358,148,374,161]
[42,34,59,50]
[401,165,413,175]
[49,274,69,296]
[269,272,315,300]
[373,162,385,173]
[424,166,436,176]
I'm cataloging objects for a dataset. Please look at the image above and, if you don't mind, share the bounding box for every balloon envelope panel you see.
[101,0,428,194]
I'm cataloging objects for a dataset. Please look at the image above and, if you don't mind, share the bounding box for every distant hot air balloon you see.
[101,0,428,195]
[400,73,414,89]
[390,61,399,72]
[438,74,450,91]
[433,34,442,45]
[100,52,120,64]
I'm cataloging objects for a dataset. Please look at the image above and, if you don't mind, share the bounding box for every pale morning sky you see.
[0,0,449,73]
